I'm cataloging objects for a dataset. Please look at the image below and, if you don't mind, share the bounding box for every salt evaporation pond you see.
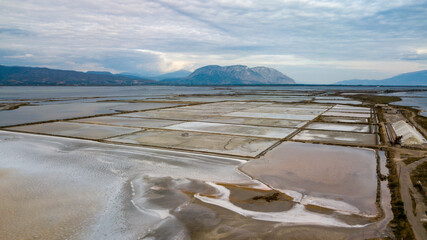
[293,129,377,146]
[240,142,378,216]
[165,121,296,139]
[318,116,369,124]
[0,102,183,126]
[195,116,307,128]
[225,111,318,121]
[107,129,278,157]
[305,122,371,133]
[7,121,140,139]
[72,116,183,128]
[322,111,371,118]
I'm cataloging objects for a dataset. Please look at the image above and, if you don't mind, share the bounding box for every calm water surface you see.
[1,86,426,126]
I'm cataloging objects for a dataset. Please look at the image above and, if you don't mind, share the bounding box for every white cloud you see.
[416,48,427,55]
[0,0,426,82]
[4,53,34,59]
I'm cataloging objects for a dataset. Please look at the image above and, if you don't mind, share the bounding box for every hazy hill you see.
[0,65,155,86]
[154,70,191,80]
[161,65,296,85]
[335,70,427,86]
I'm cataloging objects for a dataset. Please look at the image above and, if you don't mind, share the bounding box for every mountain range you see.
[335,70,427,86]
[0,65,295,86]
[161,65,295,85]
[2,64,425,86]
[0,65,155,86]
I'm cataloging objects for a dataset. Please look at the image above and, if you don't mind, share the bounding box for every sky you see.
[1,0,427,83]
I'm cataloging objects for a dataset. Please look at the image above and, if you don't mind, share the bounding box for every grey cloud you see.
[0,0,426,83]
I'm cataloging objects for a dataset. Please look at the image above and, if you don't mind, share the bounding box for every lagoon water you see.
[380,91,427,117]
[1,85,426,101]
[0,86,232,101]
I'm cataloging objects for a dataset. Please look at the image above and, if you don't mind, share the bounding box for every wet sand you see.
[0,131,254,239]
[0,169,100,240]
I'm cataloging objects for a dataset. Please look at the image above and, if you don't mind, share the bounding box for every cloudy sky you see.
[1,0,427,83]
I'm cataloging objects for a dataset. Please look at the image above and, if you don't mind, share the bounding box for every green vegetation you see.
[5,103,30,111]
[350,94,401,104]
[410,161,427,207]
[387,151,416,239]
[397,105,427,134]
[252,192,280,202]
[375,107,386,144]
[404,156,424,165]
[414,115,427,131]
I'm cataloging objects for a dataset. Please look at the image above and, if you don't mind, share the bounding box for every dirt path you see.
[397,157,427,240]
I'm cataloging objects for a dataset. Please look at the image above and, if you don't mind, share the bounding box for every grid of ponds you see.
[6,99,379,156]
[1,91,392,239]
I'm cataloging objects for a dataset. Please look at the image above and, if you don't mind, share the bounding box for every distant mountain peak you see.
[163,65,295,85]
[335,70,427,86]
[155,70,191,80]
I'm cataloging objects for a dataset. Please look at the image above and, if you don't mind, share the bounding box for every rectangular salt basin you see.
[237,95,312,102]
[164,122,297,139]
[0,101,186,127]
[198,116,307,128]
[7,122,140,139]
[328,108,371,113]
[118,111,215,121]
[292,130,377,146]
[71,116,183,128]
[318,116,369,124]
[314,96,349,100]
[256,105,328,112]
[305,122,371,133]
[313,100,362,105]
[332,105,370,111]
[291,104,331,109]
[160,108,238,115]
[107,129,277,157]
[180,101,270,109]
[240,107,325,115]
[322,111,371,118]
[151,96,231,102]
[225,112,318,121]
[240,142,378,215]
[163,102,270,114]
[0,102,121,126]
[106,102,186,111]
